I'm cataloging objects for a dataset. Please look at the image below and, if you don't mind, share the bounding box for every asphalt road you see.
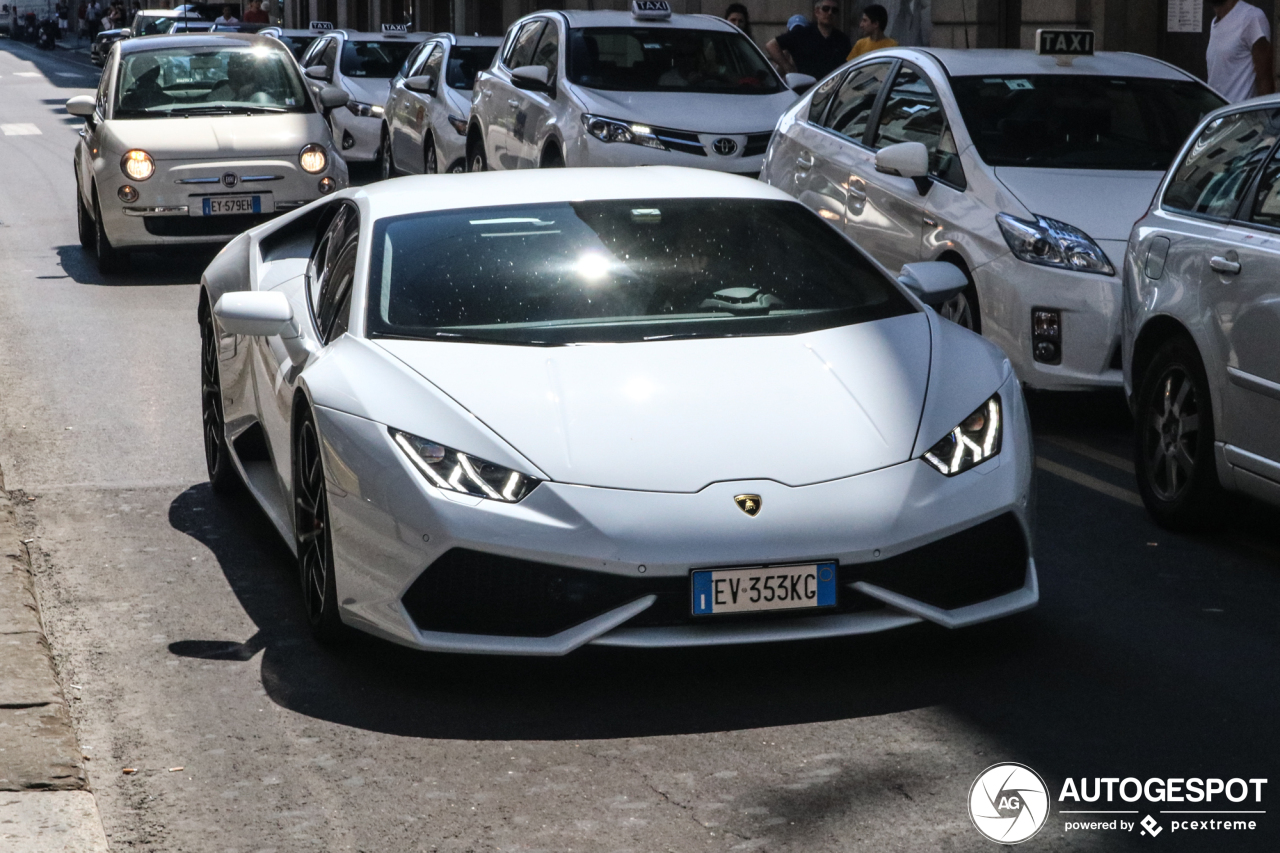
[1,37,1278,853]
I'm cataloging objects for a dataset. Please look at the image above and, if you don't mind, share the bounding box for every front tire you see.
[379,126,394,181]
[467,135,486,173]
[293,407,346,643]
[1134,336,1222,530]
[93,190,128,274]
[423,132,438,174]
[937,262,980,333]
[200,302,241,494]
[76,184,94,250]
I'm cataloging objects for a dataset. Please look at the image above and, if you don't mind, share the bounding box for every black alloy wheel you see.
[423,133,438,174]
[379,127,394,181]
[93,190,128,274]
[76,184,94,250]
[937,264,980,333]
[1134,336,1223,530]
[200,304,240,493]
[293,408,346,642]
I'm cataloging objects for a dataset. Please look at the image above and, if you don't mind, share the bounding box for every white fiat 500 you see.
[200,167,1036,652]
[382,33,502,176]
[761,39,1224,391]
[467,1,813,174]
[297,26,430,166]
[68,34,350,273]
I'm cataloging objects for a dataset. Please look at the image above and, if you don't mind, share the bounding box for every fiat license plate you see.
[691,562,837,615]
[199,195,262,216]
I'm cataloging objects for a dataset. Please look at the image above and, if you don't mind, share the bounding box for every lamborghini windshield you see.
[366,198,913,345]
[114,44,312,117]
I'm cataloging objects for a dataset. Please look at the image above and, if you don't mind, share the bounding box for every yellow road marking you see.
[1040,435,1135,474]
[1035,457,1144,507]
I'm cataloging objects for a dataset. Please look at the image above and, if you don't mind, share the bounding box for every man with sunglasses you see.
[765,0,851,80]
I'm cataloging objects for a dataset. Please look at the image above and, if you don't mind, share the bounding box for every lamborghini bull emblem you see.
[734,494,762,516]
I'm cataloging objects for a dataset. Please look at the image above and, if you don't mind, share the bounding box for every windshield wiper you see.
[161,105,288,116]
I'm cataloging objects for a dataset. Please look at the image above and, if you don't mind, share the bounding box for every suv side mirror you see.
[785,72,816,94]
[510,65,550,92]
[405,74,436,95]
[305,65,331,82]
[897,262,967,306]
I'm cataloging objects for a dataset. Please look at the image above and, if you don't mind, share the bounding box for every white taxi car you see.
[761,35,1224,391]
[298,26,430,166]
[382,33,502,176]
[467,1,813,174]
[67,33,349,273]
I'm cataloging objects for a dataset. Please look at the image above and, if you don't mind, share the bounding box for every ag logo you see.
[968,763,1049,844]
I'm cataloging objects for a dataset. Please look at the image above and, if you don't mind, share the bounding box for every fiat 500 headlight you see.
[996,213,1114,276]
[391,428,539,502]
[298,143,327,174]
[120,149,154,181]
[923,394,1002,476]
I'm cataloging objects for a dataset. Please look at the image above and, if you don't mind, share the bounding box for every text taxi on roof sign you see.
[761,35,1226,392]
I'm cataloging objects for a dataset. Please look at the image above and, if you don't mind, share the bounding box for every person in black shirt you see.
[765,0,852,80]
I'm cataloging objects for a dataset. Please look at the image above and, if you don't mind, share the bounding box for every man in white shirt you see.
[212,5,239,25]
[1207,0,1275,103]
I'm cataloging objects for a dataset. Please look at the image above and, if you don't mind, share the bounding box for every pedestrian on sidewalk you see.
[243,0,268,23]
[1207,0,1275,102]
[848,4,896,59]
[213,4,239,24]
[765,0,852,80]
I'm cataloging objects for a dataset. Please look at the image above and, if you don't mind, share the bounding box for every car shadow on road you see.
[54,244,215,287]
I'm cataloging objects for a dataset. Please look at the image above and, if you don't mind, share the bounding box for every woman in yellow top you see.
[848,4,897,59]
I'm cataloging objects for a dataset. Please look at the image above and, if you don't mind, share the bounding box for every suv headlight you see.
[298,143,327,173]
[391,428,539,503]
[996,213,1114,276]
[345,100,384,118]
[121,149,154,181]
[582,114,666,150]
[923,394,1002,476]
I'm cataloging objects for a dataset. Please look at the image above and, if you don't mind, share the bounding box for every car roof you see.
[435,34,503,46]
[135,9,197,18]
[902,48,1194,81]
[355,167,793,221]
[547,10,736,31]
[332,29,432,42]
[118,32,290,55]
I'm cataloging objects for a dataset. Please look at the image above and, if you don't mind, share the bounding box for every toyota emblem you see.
[221,172,238,188]
[712,137,738,156]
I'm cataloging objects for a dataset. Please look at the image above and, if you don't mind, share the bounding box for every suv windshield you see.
[951,75,1225,170]
[114,45,313,118]
[366,199,912,345]
[567,27,782,94]
[447,45,498,89]
[340,39,419,77]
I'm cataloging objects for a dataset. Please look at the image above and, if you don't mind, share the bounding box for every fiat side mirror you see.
[65,95,96,117]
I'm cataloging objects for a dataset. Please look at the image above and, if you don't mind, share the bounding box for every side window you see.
[531,23,559,77]
[822,62,891,144]
[423,45,445,90]
[300,37,326,67]
[96,57,112,116]
[505,20,545,69]
[1247,143,1280,229]
[319,39,339,76]
[307,203,354,320]
[806,70,845,125]
[1165,109,1280,220]
[399,42,427,80]
[873,65,943,151]
[316,240,358,343]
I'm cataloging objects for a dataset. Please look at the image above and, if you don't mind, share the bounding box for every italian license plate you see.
[199,195,263,216]
[691,562,837,616]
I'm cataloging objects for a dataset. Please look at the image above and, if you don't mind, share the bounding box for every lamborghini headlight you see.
[923,395,1002,476]
[391,428,539,502]
[120,149,154,181]
[996,213,1114,275]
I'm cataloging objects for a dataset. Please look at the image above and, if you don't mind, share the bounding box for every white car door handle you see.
[1209,256,1241,274]
[795,151,815,170]
[507,99,520,108]
[848,184,868,202]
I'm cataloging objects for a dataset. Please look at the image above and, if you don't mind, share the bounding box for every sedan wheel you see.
[424,134,438,174]
[379,127,394,181]
[294,409,346,643]
[937,271,980,333]
[77,185,94,250]
[467,140,486,173]
[1134,336,1222,530]
[200,304,240,494]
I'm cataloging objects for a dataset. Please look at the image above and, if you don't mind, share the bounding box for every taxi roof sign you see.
[1035,29,1094,57]
[632,0,672,20]
[309,20,333,30]
[382,23,409,35]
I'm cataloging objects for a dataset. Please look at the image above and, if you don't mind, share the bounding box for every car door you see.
[393,43,435,171]
[416,44,447,170]
[516,18,560,168]
[854,62,946,274]
[780,61,893,229]
[79,49,115,208]
[489,19,544,170]
[1207,116,1280,470]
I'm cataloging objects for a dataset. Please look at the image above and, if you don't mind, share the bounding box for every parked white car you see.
[67,33,350,273]
[382,33,502,176]
[200,167,1036,651]
[467,2,813,174]
[297,27,430,165]
[762,44,1224,391]
[1124,98,1280,528]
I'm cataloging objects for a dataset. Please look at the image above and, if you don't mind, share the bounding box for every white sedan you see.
[762,43,1224,391]
[68,33,350,273]
[201,167,1037,652]
[467,3,813,174]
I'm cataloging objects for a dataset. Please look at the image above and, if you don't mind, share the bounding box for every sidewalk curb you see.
[0,468,109,851]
